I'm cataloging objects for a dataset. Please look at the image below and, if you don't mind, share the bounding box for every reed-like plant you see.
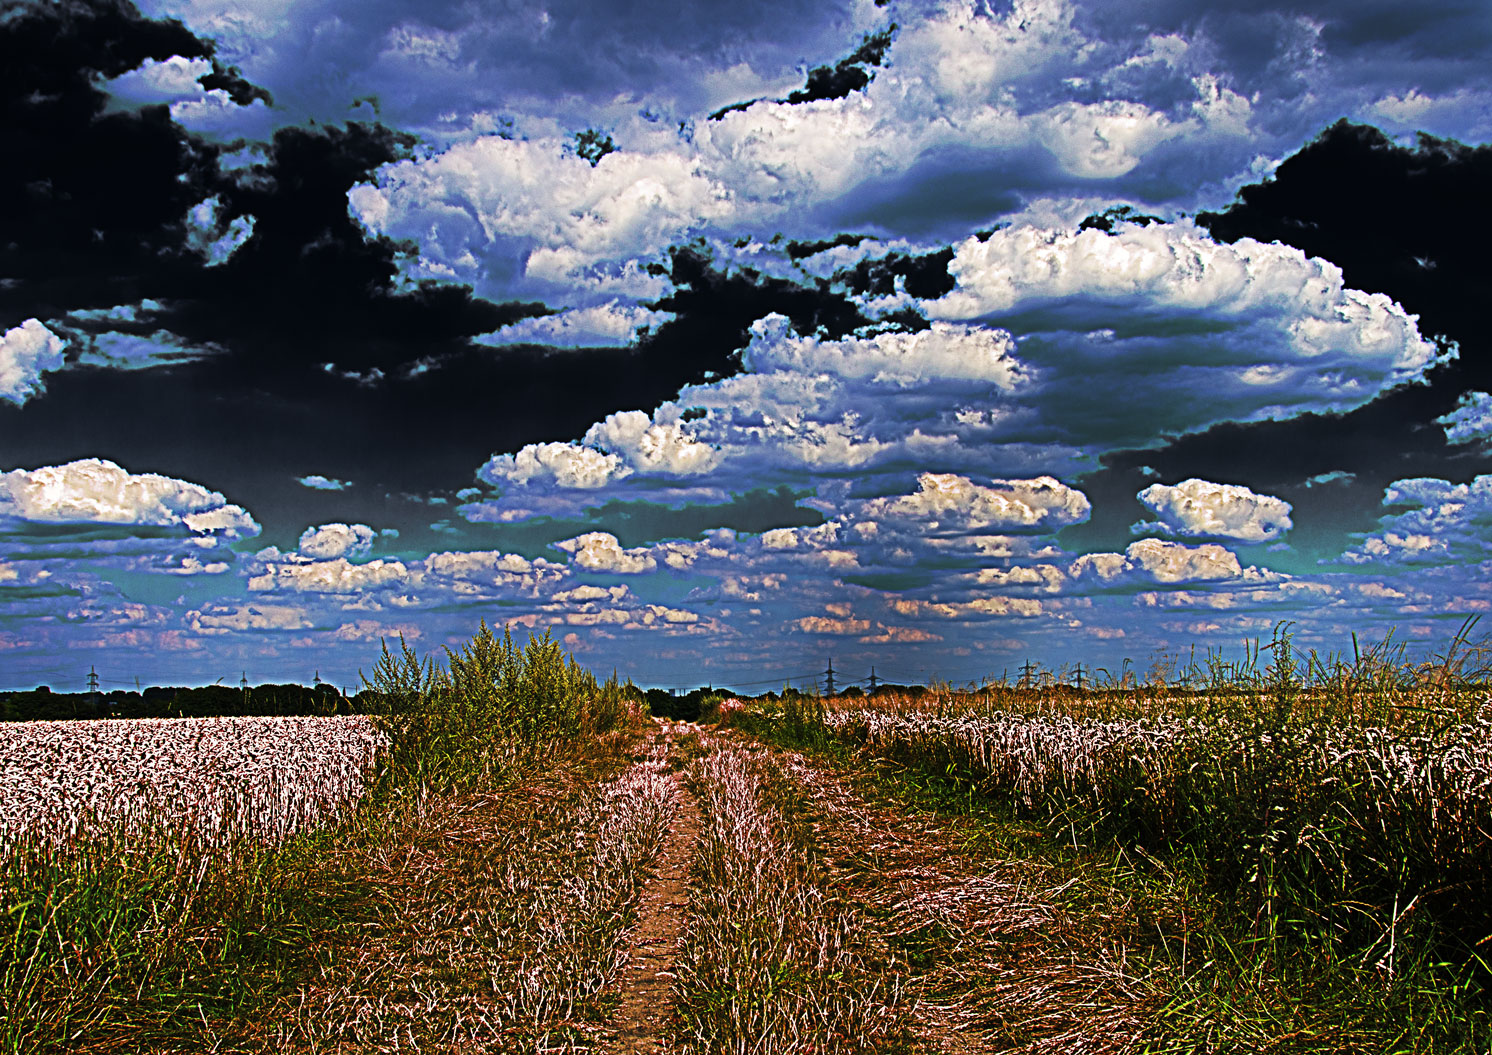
[362,621,624,794]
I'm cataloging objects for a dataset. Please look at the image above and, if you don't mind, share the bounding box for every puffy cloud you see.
[1437,391,1492,446]
[187,602,313,634]
[552,532,658,574]
[349,134,733,289]
[860,625,941,643]
[1070,539,1247,585]
[761,522,842,551]
[0,459,258,538]
[583,410,723,476]
[298,523,376,561]
[345,0,1266,299]
[425,549,547,580]
[552,584,630,605]
[0,319,66,406]
[795,614,875,635]
[1035,100,1185,179]
[481,442,627,491]
[418,548,569,599]
[248,557,409,593]
[928,223,1438,396]
[1135,478,1293,542]
[1338,476,1492,567]
[472,220,1438,522]
[297,474,351,490]
[479,301,672,348]
[973,564,1069,593]
[742,317,1027,388]
[472,316,1037,514]
[859,473,1090,536]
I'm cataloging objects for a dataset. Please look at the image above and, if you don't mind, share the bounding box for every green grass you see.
[730,642,1492,1054]
[0,621,642,1054]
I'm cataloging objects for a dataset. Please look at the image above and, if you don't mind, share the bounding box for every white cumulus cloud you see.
[553,532,658,574]
[1070,538,1247,585]
[0,458,258,537]
[928,223,1438,396]
[249,557,409,593]
[187,602,313,634]
[1135,478,1293,542]
[481,442,628,491]
[298,523,376,561]
[858,473,1091,536]
[1338,475,1492,567]
[0,319,66,406]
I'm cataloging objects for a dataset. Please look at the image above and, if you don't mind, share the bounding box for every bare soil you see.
[599,744,702,1052]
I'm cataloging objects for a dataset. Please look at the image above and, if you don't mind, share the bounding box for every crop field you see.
[0,714,387,853]
[2,625,1490,1053]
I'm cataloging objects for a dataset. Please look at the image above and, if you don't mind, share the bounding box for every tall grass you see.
[362,620,633,795]
[0,621,631,1054]
[743,623,1492,1049]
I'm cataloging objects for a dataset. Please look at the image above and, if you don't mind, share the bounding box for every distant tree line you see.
[1,676,935,724]
[0,683,358,722]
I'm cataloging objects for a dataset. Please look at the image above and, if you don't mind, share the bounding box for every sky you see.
[2,0,1491,693]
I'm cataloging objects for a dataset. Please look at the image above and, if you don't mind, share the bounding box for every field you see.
[0,715,386,853]
[1,624,1489,1053]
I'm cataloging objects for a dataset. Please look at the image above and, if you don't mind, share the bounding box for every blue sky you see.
[1,0,1490,691]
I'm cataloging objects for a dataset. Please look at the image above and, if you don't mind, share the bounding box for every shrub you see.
[362,621,614,795]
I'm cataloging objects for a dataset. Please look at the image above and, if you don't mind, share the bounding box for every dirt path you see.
[601,724,703,1052]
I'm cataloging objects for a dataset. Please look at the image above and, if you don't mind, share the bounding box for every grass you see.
[6,618,1489,1051]
[264,747,674,1051]
[725,622,1492,1052]
[673,738,907,1054]
[0,622,651,1054]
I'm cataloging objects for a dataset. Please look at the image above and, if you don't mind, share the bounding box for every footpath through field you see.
[197,723,686,1053]
[716,726,1157,1055]
[184,718,1151,1053]
[599,722,702,1052]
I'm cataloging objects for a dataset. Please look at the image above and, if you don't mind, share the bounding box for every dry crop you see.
[0,714,387,854]
[811,694,1492,984]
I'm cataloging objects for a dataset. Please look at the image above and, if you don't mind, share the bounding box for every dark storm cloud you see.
[1,0,888,545]
[1073,0,1492,82]
[1080,121,1492,560]
[143,0,874,126]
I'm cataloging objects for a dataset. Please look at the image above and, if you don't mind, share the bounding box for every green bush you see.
[362,621,613,794]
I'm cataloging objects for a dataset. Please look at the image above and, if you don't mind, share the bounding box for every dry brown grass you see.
[755,737,1157,1055]
[214,735,676,1054]
[673,735,907,1054]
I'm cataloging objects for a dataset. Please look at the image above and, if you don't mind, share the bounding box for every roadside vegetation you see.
[0,622,649,1054]
[730,621,1492,1052]
[4,618,1488,1053]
